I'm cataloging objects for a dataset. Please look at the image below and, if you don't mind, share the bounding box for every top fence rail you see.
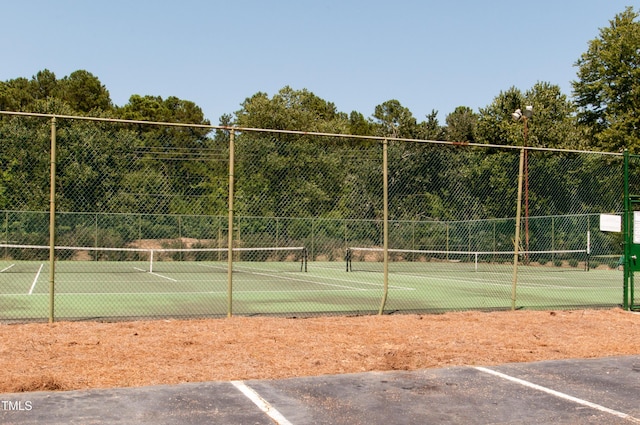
[0,110,623,156]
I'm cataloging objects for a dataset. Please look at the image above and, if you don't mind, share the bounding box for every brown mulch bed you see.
[1,308,639,393]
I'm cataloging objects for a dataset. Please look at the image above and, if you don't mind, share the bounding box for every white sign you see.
[635,212,640,244]
[600,214,621,232]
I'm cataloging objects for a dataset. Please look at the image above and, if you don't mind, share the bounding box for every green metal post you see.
[623,149,630,310]
[49,117,57,323]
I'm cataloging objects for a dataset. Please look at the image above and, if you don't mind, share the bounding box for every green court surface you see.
[0,259,624,321]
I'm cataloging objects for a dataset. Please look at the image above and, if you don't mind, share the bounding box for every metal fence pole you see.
[623,149,630,310]
[227,129,235,317]
[511,148,525,311]
[378,138,389,315]
[49,117,57,323]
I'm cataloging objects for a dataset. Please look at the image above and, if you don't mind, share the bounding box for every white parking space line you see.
[231,381,293,425]
[475,367,640,423]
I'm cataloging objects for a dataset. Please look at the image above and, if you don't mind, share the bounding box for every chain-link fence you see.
[0,112,626,322]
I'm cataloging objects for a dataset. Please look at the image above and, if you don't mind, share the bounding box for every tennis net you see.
[345,247,589,273]
[0,244,308,274]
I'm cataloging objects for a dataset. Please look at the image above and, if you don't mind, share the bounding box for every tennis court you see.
[0,246,623,321]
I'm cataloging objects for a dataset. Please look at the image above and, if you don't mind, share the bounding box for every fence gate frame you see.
[623,150,640,311]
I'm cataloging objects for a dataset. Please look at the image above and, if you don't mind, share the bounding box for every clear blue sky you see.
[1,1,633,124]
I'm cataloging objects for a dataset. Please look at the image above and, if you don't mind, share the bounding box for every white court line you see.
[2,288,382,296]
[293,274,415,290]
[314,264,606,289]
[0,264,15,273]
[396,270,567,282]
[475,367,640,424]
[246,270,370,291]
[196,264,371,291]
[153,262,414,291]
[133,267,177,282]
[300,272,415,290]
[231,381,293,425]
[28,263,44,295]
[237,266,416,291]
[419,275,618,290]
[144,271,415,291]
[147,272,177,282]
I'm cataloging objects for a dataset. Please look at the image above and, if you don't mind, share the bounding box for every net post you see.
[586,230,591,271]
[149,249,154,273]
[301,247,308,272]
[345,248,352,272]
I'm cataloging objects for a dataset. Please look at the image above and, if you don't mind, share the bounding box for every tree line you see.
[0,7,637,225]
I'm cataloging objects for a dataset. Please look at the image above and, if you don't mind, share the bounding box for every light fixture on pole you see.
[511,105,533,121]
[512,105,533,262]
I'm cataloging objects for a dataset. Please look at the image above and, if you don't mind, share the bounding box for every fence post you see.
[49,117,57,323]
[623,149,630,310]
[511,148,525,311]
[227,129,235,317]
[378,138,389,315]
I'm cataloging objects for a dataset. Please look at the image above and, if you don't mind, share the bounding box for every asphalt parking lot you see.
[2,355,640,424]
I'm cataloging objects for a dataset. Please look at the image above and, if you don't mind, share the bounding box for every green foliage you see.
[573,6,640,152]
[0,69,112,114]
[233,87,356,218]
[0,2,633,243]
[476,83,580,150]
[57,70,112,113]
[0,116,51,210]
[446,106,477,143]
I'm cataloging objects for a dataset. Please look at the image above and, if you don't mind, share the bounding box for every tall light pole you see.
[512,106,533,262]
